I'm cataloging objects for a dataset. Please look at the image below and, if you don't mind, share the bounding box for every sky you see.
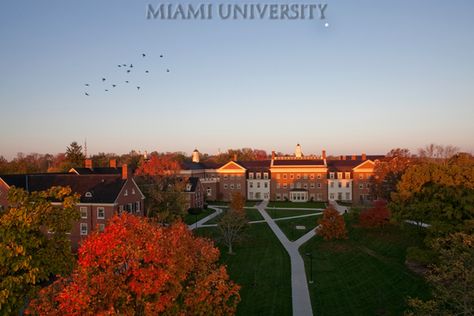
[0,0,473,159]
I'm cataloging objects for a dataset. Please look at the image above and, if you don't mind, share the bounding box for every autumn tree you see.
[406,233,474,316]
[65,141,85,168]
[359,200,391,229]
[0,187,79,315]
[218,209,249,254]
[417,143,459,163]
[135,153,187,223]
[27,214,240,315]
[316,205,348,240]
[390,153,474,236]
[229,192,245,214]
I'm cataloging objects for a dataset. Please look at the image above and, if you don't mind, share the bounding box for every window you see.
[207,187,212,196]
[249,192,254,199]
[346,182,350,188]
[359,184,364,189]
[119,205,124,213]
[128,203,133,212]
[338,192,342,200]
[290,174,294,179]
[80,223,88,236]
[290,183,294,189]
[366,183,371,189]
[132,188,135,195]
[249,182,253,188]
[263,172,269,179]
[224,175,228,180]
[329,172,335,179]
[98,224,105,232]
[276,183,280,189]
[283,174,287,179]
[124,190,128,196]
[283,184,288,189]
[345,192,351,200]
[303,174,308,180]
[303,184,308,189]
[338,182,342,188]
[359,174,363,180]
[249,172,254,179]
[276,194,281,200]
[236,183,241,189]
[256,173,261,179]
[345,172,351,179]
[230,184,234,190]
[317,174,321,179]
[310,174,315,180]
[296,174,301,180]
[135,201,140,213]
[257,182,260,188]
[337,172,343,179]
[310,183,315,189]
[80,207,87,219]
[85,192,92,198]
[330,182,334,188]
[264,182,268,188]
[224,184,228,189]
[317,183,321,188]
[97,207,105,219]
[330,193,335,199]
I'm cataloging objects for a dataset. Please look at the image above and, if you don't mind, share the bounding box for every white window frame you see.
[80,223,88,236]
[97,207,105,219]
[236,183,241,189]
[80,206,87,219]
[98,224,105,232]
[263,172,269,179]
[249,172,254,179]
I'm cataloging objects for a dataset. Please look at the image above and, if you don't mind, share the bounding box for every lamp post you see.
[305,252,313,284]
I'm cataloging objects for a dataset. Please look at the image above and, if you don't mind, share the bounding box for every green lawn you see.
[204,208,263,224]
[208,201,257,207]
[267,208,322,219]
[194,223,292,316]
[300,219,430,316]
[275,215,321,241]
[267,201,326,209]
[183,208,214,225]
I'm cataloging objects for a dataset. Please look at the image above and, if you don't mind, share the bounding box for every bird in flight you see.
[85,83,90,86]
[130,64,133,68]
[145,70,149,73]
[166,69,170,73]
[118,65,122,68]
[125,80,129,83]
[142,53,146,57]
[105,89,109,92]
[102,78,106,82]
[112,84,116,87]
[85,92,89,96]
[137,86,140,90]
[160,54,163,58]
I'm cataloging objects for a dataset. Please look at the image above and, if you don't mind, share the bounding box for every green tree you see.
[65,141,85,168]
[218,209,248,254]
[406,233,474,316]
[0,187,79,315]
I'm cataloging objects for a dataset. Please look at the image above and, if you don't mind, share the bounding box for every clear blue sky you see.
[1,0,473,159]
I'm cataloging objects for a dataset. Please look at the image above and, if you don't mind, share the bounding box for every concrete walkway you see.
[328,200,350,214]
[188,207,222,231]
[256,201,314,316]
[273,212,322,222]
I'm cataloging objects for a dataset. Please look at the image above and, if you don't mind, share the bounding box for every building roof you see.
[272,159,326,166]
[0,174,127,203]
[184,177,200,193]
[181,161,224,170]
[326,160,363,172]
[70,167,122,175]
[238,160,271,171]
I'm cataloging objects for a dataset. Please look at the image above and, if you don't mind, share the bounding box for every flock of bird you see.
[83,53,170,96]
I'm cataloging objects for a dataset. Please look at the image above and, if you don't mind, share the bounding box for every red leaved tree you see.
[316,205,348,240]
[135,153,181,176]
[27,214,240,316]
[359,200,391,228]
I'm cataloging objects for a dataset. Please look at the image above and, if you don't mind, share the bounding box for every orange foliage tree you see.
[27,214,240,316]
[316,205,348,240]
[135,153,181,176]
[359,200,391,228]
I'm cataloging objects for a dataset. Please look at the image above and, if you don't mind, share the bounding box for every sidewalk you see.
[187,207,222,231]
[256,201,314,316]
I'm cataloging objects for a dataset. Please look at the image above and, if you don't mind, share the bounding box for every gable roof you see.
[218,161,246,172]
[70,167,122,175]
[272,159,326,167]
[353,160,376,170]
[0,174,127,204]
[327,160,363,172]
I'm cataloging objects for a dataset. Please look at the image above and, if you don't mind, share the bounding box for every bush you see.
[406,246,437,265]
[187,207,203,215]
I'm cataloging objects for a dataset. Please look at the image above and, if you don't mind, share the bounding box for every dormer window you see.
[329,172,335,179]
[85,192,92,198]
[131,189,135,195]
[186,184,192,191]
[249,172,254,179]
[124,189,128,196]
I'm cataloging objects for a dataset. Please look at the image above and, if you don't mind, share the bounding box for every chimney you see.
[271,151,276,160]
[352,154,356,160]
[192,149,200,163]
[362,153,367,161]
[322,150,326,160]
[342,155,346,160]
[85,159,92,169]
[233,153,238,161]
[122,164,128,180]
[109,159,117,168]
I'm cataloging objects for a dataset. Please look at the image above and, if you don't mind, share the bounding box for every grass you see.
[275,215,321,241]
[194,223,292,316]
[267,208,322,219]
[183,208,215,225]
[208,201,258,207]
[300,217,430,316]
[204,208,263,224]
[267,201,326,209]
